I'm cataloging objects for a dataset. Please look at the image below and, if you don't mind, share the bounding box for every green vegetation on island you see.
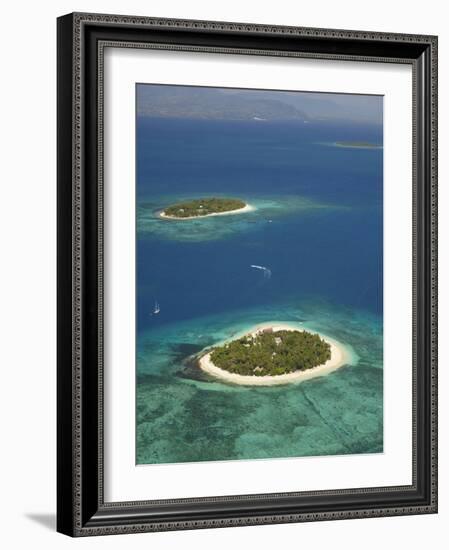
[163,197,246,218]
[334,141,382,149]
[209,329,331,376]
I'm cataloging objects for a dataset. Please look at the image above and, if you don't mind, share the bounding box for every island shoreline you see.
[197,322,355,386]
[159,203,255,220]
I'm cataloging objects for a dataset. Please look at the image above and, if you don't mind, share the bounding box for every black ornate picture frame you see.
[57,12,438,536]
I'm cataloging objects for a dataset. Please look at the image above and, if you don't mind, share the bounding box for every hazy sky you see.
[137,84,383,124]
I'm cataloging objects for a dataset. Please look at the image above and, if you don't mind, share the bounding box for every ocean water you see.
[136,116,383,464]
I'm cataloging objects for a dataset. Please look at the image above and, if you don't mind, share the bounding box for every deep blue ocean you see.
[136,116,383,465]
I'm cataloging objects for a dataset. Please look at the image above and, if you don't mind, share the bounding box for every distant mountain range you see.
[137,86,308,121]
[137,85,383,124]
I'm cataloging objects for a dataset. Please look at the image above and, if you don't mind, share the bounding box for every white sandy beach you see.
[159,203,255,219]
[198,322,354,386]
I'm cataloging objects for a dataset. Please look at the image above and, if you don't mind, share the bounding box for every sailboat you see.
[152,300,160,315]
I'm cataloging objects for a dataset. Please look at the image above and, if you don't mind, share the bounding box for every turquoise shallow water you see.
[137,194,339,243]
[137,300,383,464]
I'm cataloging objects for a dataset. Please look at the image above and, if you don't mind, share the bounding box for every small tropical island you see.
[160,197,253,219]
[334,141,382,149]
[197,323,352,386]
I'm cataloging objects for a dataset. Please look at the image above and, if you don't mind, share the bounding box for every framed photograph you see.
[57,12,438,536]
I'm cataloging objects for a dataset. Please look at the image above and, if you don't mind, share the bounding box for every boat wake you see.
[250,265,272,279]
